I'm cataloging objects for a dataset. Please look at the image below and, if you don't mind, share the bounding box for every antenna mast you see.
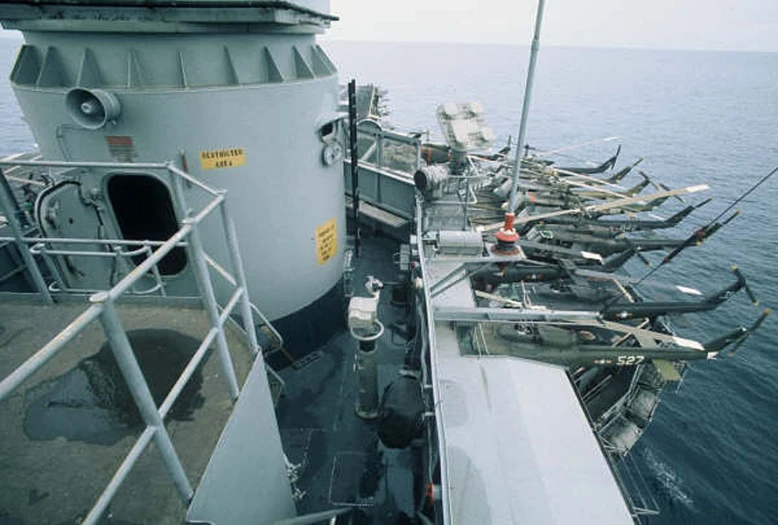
[507,0,547,213]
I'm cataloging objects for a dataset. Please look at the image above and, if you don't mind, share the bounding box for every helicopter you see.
[528,197,711,235]
[443,301,769,370]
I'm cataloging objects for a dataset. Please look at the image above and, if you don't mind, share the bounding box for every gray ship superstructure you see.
[1,0,346,350]
[0,1,766,524]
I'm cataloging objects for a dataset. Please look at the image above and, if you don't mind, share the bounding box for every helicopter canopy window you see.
[108,174,186,275]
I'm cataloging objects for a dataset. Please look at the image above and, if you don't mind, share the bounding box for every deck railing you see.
[0,158,271,524]
[343,120,421,224]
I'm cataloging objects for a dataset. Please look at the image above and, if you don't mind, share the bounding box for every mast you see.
[507,0,547,213]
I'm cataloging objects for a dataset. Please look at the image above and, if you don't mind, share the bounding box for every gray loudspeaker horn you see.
[65,88,121,130]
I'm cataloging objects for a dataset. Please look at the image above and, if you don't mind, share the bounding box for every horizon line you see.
[0,30,773,54]
[320,37,778,55]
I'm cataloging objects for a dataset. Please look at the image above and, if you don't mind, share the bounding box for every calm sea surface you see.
[326,41,778,525]
[1,37,776,524]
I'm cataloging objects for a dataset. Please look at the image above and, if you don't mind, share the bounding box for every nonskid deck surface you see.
[0,301,253,525]
[275,233,417,524]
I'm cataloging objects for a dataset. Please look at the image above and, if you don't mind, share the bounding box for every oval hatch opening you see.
[107,174,187,275]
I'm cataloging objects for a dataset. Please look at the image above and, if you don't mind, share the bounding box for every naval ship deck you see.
[274,234,417,523]
[0,144,424,524]
[0,234,419,525]
[0,300,254,524]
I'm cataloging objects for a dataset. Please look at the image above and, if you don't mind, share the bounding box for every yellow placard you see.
[199,147,246,170]
[315,217,338,265]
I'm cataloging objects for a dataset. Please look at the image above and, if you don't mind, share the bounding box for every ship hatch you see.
[108,174,186,275]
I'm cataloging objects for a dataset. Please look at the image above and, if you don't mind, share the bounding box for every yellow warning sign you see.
[315,217,338,265]
[199,147,246,170]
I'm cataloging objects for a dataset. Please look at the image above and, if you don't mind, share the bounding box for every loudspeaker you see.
[64,88,121,130]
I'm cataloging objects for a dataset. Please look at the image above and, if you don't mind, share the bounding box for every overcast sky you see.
[325,0,778,52]
[0,1,774,52]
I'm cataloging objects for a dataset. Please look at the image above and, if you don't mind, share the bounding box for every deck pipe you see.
[352,320,384,419]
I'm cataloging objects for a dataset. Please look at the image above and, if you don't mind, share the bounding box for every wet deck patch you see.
[23,329,207,445]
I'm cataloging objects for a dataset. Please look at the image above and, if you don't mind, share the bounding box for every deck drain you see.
[292,350,324,370]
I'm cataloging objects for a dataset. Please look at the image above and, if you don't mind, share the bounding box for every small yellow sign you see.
[199,147,246,170]
[315,217,338,265]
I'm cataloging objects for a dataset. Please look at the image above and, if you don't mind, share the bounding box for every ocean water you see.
[0,36,776,524]
[324,41,778,525]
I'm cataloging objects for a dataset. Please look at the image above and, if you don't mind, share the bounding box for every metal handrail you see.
[352,120,421,174]
[47,280,164,296]
[250,302,285,350]
[0,237,178,296]
[30,245,151,258]
[167,162,220,197]
[414,195,451,525]
[0,302,104,398]
[0,159,169,169]
[0,236,189,247]
[203,252,285,351]
[0,158,264,525]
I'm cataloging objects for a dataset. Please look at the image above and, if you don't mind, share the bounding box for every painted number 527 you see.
[617,355,645,366]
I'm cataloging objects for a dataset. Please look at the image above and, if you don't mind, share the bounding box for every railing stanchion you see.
[182,216,240,400]
[145,245,167,296]
[91,292,193,502]
[0,168,52,303]
[218,194,260,357]
[169,164,191,218]
[113,245,131,291]
[36,242,66,293]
